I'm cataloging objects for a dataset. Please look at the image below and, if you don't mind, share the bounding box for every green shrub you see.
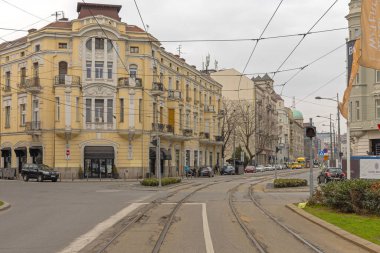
[308,179,380,215]
[140,177,181,186]
[274,178,307,188]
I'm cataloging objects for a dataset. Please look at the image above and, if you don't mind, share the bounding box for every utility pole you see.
[154,97,161,187]
[329,114,333,167]
[347,105,351,179]
[233,109,236,170]
[337,93,342,168]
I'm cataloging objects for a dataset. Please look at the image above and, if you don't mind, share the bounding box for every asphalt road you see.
[0,180,156,253]
[0,169,372,253]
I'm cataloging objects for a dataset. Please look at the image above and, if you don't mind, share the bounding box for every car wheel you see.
[52,179,57,182]
[317,177,321,184]
[37,175,43,182]
[23,174,29,182]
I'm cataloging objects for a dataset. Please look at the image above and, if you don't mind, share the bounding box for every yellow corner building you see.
[0,3,223,179]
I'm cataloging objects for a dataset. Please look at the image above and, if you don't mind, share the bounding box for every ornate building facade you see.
[0,3,222,178]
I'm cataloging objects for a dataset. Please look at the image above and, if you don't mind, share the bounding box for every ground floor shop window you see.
[84,146,114,178]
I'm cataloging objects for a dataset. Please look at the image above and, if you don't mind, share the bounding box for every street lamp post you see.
[315,94,342,168]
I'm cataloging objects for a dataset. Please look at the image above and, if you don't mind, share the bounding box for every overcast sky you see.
[0,0,349,133]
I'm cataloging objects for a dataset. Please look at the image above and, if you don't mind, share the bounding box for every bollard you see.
[72,173,74,182]
[124,171,126,182]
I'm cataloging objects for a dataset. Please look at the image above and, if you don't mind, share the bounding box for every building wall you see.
[0,3,222,178]
[347,0,380,156]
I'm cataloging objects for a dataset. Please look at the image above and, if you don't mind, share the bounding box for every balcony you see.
[168,90,182,100]
[204,105,215,113]
[152,123,174,134]
[25,77,41,93]
[200,132,210,139]
[182,129,193,137]
[2,85,11,93]
[215,135,224,142]
[54,75,81,86]
[218,109,225,117]
[118,77,142,88]
[85,122,114,130]
[151,82,164,96]
[25,121,42,135]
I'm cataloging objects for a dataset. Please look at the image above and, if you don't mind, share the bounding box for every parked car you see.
[317,167,345,184]
[264,165,274,171]
[221,165,236,175]
[21,164,60,182]
[256,165,266,172]
[198,167,214,177]
[244,165,256,173]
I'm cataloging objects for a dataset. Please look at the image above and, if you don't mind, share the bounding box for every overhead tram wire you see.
[275,0,338,95]
[0,0,51,23]
[237,0,284,104]
[277,42,345,89]
[295,71,346,106]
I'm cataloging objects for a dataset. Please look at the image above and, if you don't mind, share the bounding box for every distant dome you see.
[292,109,303,120]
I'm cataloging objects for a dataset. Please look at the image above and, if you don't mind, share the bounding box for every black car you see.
[221,165,235,175]
[21,164,60,182]
[317,167,345,184]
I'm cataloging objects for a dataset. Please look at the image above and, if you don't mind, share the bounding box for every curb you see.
[0,201,11,212]
[286,204,380,253]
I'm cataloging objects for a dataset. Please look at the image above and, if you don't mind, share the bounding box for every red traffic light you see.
[66,149,70,156]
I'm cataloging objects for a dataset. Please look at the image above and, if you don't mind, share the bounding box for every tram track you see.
[84,169,310,253]
[89,177,233,253]
[228,171,324,253]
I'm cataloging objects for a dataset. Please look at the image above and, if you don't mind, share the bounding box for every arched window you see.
[58,61,68,84]
[129,64,138,79]
[86,39,92,50]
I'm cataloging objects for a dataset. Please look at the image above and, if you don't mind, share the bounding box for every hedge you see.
[140,177,181,186]
[274,178,307,188]
[308,179,380,215]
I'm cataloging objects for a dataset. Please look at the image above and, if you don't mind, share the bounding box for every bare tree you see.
[235,100,256,163]
[220,98,238,164]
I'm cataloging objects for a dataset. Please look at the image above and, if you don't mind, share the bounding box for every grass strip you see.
[304,205,380,245]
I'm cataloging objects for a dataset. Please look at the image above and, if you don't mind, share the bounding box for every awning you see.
[149,148,172,160]
[14,147,27,157]
[84,146,114,159]
[29,146,42,157]
[1,147,11,157]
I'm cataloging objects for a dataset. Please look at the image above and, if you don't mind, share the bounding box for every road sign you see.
[323,155,329,161]
[318,150,324,156]
[66,149,70,160]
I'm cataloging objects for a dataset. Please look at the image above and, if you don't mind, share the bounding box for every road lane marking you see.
[202,203,215,253]
[184,203,215,253]
[57,203,147,253]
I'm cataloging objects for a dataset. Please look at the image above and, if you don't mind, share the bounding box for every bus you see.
[296,157,306,168]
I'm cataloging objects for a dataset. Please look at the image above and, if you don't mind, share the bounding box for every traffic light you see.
[305,126,316,138]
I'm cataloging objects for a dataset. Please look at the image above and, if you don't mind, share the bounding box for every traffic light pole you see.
[309,118,314,198]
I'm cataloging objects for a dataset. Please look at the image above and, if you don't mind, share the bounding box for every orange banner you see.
[360,0,380,69]
[339,39,360,119]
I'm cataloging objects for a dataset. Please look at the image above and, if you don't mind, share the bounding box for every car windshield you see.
[41,164,54,171]
[328,168,342,173]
